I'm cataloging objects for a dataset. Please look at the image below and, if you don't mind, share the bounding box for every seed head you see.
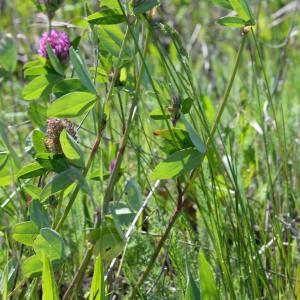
[45,118,77,154]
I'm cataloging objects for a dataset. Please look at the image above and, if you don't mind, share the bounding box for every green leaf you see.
[217,16,245,27]
[24,58,46,70]
[98,25,132,58]
[90,216,125,261]
[22,255,63,278]
[35,153,69,173]
[0,151,9,171]
[151,148,204,180]
[40,169,74,200]
[12,221,39,246]
[101,0,120,9]
[89,254,105,300]
[185,267,201,300]
[28,102,47,127]
[0,34,17,73]
[22,255,43,278]
[198,252,218,300]
[60,129,85,168]
[25,130,36,155]
[47,91,97,118]
[42,254,59,300]
[0,172,12,187]
[182,97,194,114]
[46,44,65,76]
[40,167,90,201]
[0,119,20,168]
[33,228,64,261]
[182,116,206,154]
[1,261,9,300]
[87,9,125,25]
[112,202,135,226]
[228,0,255,23]
[125,178,142,212]
[154,128,194,155]
[133,0,160,15]
[23,74,62,101]
[29,200,51,229]
[24,65,49,78]
[150,108,171,120]
[3,260,17,296]
[69,47,97,94]
[17,162,46,179]
[212,0,232,9]
[91,65,110,83]
[52,78,88,96]
[32,129,48,154]
[24,184,42,200]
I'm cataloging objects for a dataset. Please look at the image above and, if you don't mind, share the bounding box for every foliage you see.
[0,0,299,299]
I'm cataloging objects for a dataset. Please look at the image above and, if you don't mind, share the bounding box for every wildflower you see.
[38,30,71,63]
[45,119,77,154]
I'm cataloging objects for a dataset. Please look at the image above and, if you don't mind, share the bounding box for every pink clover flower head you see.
[38,30,71,63]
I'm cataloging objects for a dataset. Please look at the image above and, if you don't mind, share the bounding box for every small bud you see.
[109,159,117,173]
[128,15,137,25]
[242,26,251,34]
[149,7,157,19]
[35,0,63,18]
[171,95,182,126]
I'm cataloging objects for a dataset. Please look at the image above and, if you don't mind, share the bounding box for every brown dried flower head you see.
[45,118,77,154]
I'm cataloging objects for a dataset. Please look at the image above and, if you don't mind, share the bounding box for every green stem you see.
[118,1,177,145]
[207,33,247,145]
[130,31,248,297]
[103,27,130,108]
[53,28,130,231]
[130,204,182,298]
[63,244,94,300]
[250,28,289,205]
[54,126,104,231]
[102,29,151,215]
[181,32,248,195]
[52,191,64,228]
[61,19,150,300]
[48,16,52,34]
